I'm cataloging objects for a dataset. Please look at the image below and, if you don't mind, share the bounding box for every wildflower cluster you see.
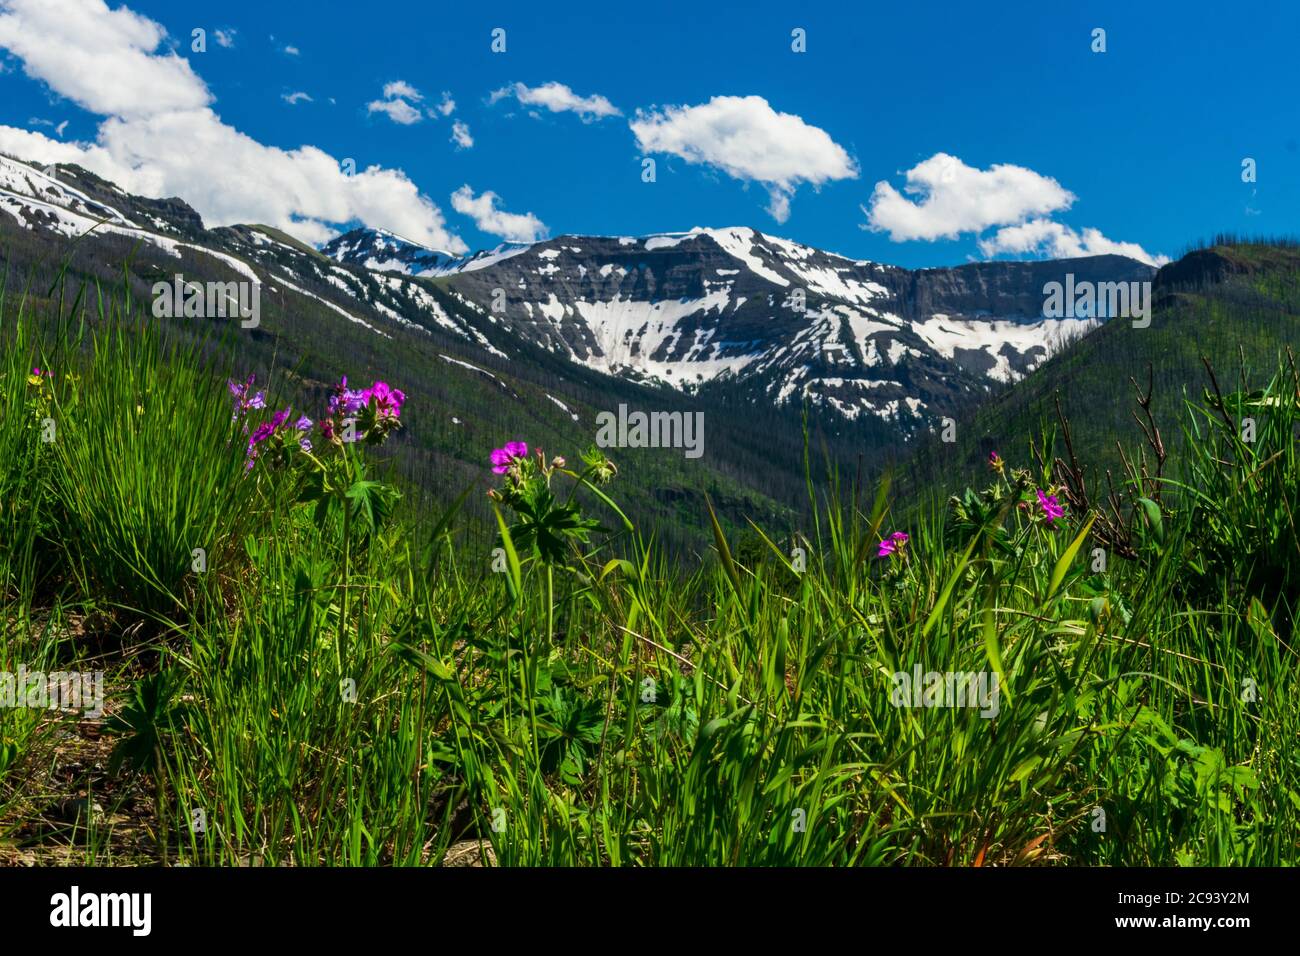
[320,376,406,447]
[231,374,405,472]
[487,441,570,506]
[487,441,614,565]
[945,450,1074,549]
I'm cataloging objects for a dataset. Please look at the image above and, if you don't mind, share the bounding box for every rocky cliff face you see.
[0,148,1157,433]
[409,227,1155,429]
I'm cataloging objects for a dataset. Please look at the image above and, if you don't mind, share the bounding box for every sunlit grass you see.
[1,272,1296,867]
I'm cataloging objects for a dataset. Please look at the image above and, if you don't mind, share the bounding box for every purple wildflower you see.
[246,407,292,465]
[361,381,405,420]
[490,441,528,475]
[1037,489,1066,526]
[228,374,266,420]
[327,376,366,417]
[877,530,910,559]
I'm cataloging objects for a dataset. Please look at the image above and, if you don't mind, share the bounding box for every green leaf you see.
[981,597,1011,708]
[1047,513,1097,602]
[492,505,523,600]
[705,494,743,599]
[922,532,979,638]
[1137,498,1164,546]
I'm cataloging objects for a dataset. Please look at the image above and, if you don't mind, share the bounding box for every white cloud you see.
[213,28,235,48]
[367,80,424,125]
[450,120,472,150]
[54,118,66,136]
[864,153,1074,241]
[491,81,620,121]
[0,0,211,119]
[978,219,1169,267]
[282,91,312,106]
[367,97,421,125]
[0,0,465,252]
[864,152,1166,265]
[437,91,455,116]
[283,44,299,56]
[450,185,545,242]
[381,80,421,102]
[629,94,857,222]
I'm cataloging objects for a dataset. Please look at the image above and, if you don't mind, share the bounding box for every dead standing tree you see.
[1031,364,1167,560]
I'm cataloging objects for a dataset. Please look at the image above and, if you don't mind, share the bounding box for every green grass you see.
[1,271,1297,867]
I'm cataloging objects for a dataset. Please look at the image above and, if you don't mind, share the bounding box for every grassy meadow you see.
[1,275,1297,867]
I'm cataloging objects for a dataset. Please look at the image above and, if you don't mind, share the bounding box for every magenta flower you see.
[877,530,910,559]
[247,421,275,451]
[491,441,528,474]
[361,381,405,420]
[246,407,292,462]
[1037,489,1066,526]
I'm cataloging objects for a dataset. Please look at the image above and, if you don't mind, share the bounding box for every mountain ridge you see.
[1,148,1153,437]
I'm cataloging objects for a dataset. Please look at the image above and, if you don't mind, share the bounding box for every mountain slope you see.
[0,154,835,550]
[900,239,1300,507]
[2,149,1178,551]
[325,225,1153,432]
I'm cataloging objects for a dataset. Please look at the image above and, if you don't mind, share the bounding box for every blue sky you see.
[0,0,1296,267]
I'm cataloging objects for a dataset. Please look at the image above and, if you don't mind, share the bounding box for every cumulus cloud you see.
[491,81,621,121]
[0,0,466,252]
[978,219,1170,267]
[450,120,473,150]
[0,0,211,118]
[367,97,421,125]
[436,91,455,116]
[629,94,857,222]
[213,28,235,48]
[282,91,312,106]
[381,80,421,102]
[864,153,1074,241]
[450,185,546,242]
[367,80,425,125]
[864,152,1166,265]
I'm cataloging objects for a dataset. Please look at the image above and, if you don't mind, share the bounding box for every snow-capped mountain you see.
[0,150,1153,433]
[406,226,1154,428]
[321,227,466,276]
[0,153,505,351]
[322,227,538,279]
